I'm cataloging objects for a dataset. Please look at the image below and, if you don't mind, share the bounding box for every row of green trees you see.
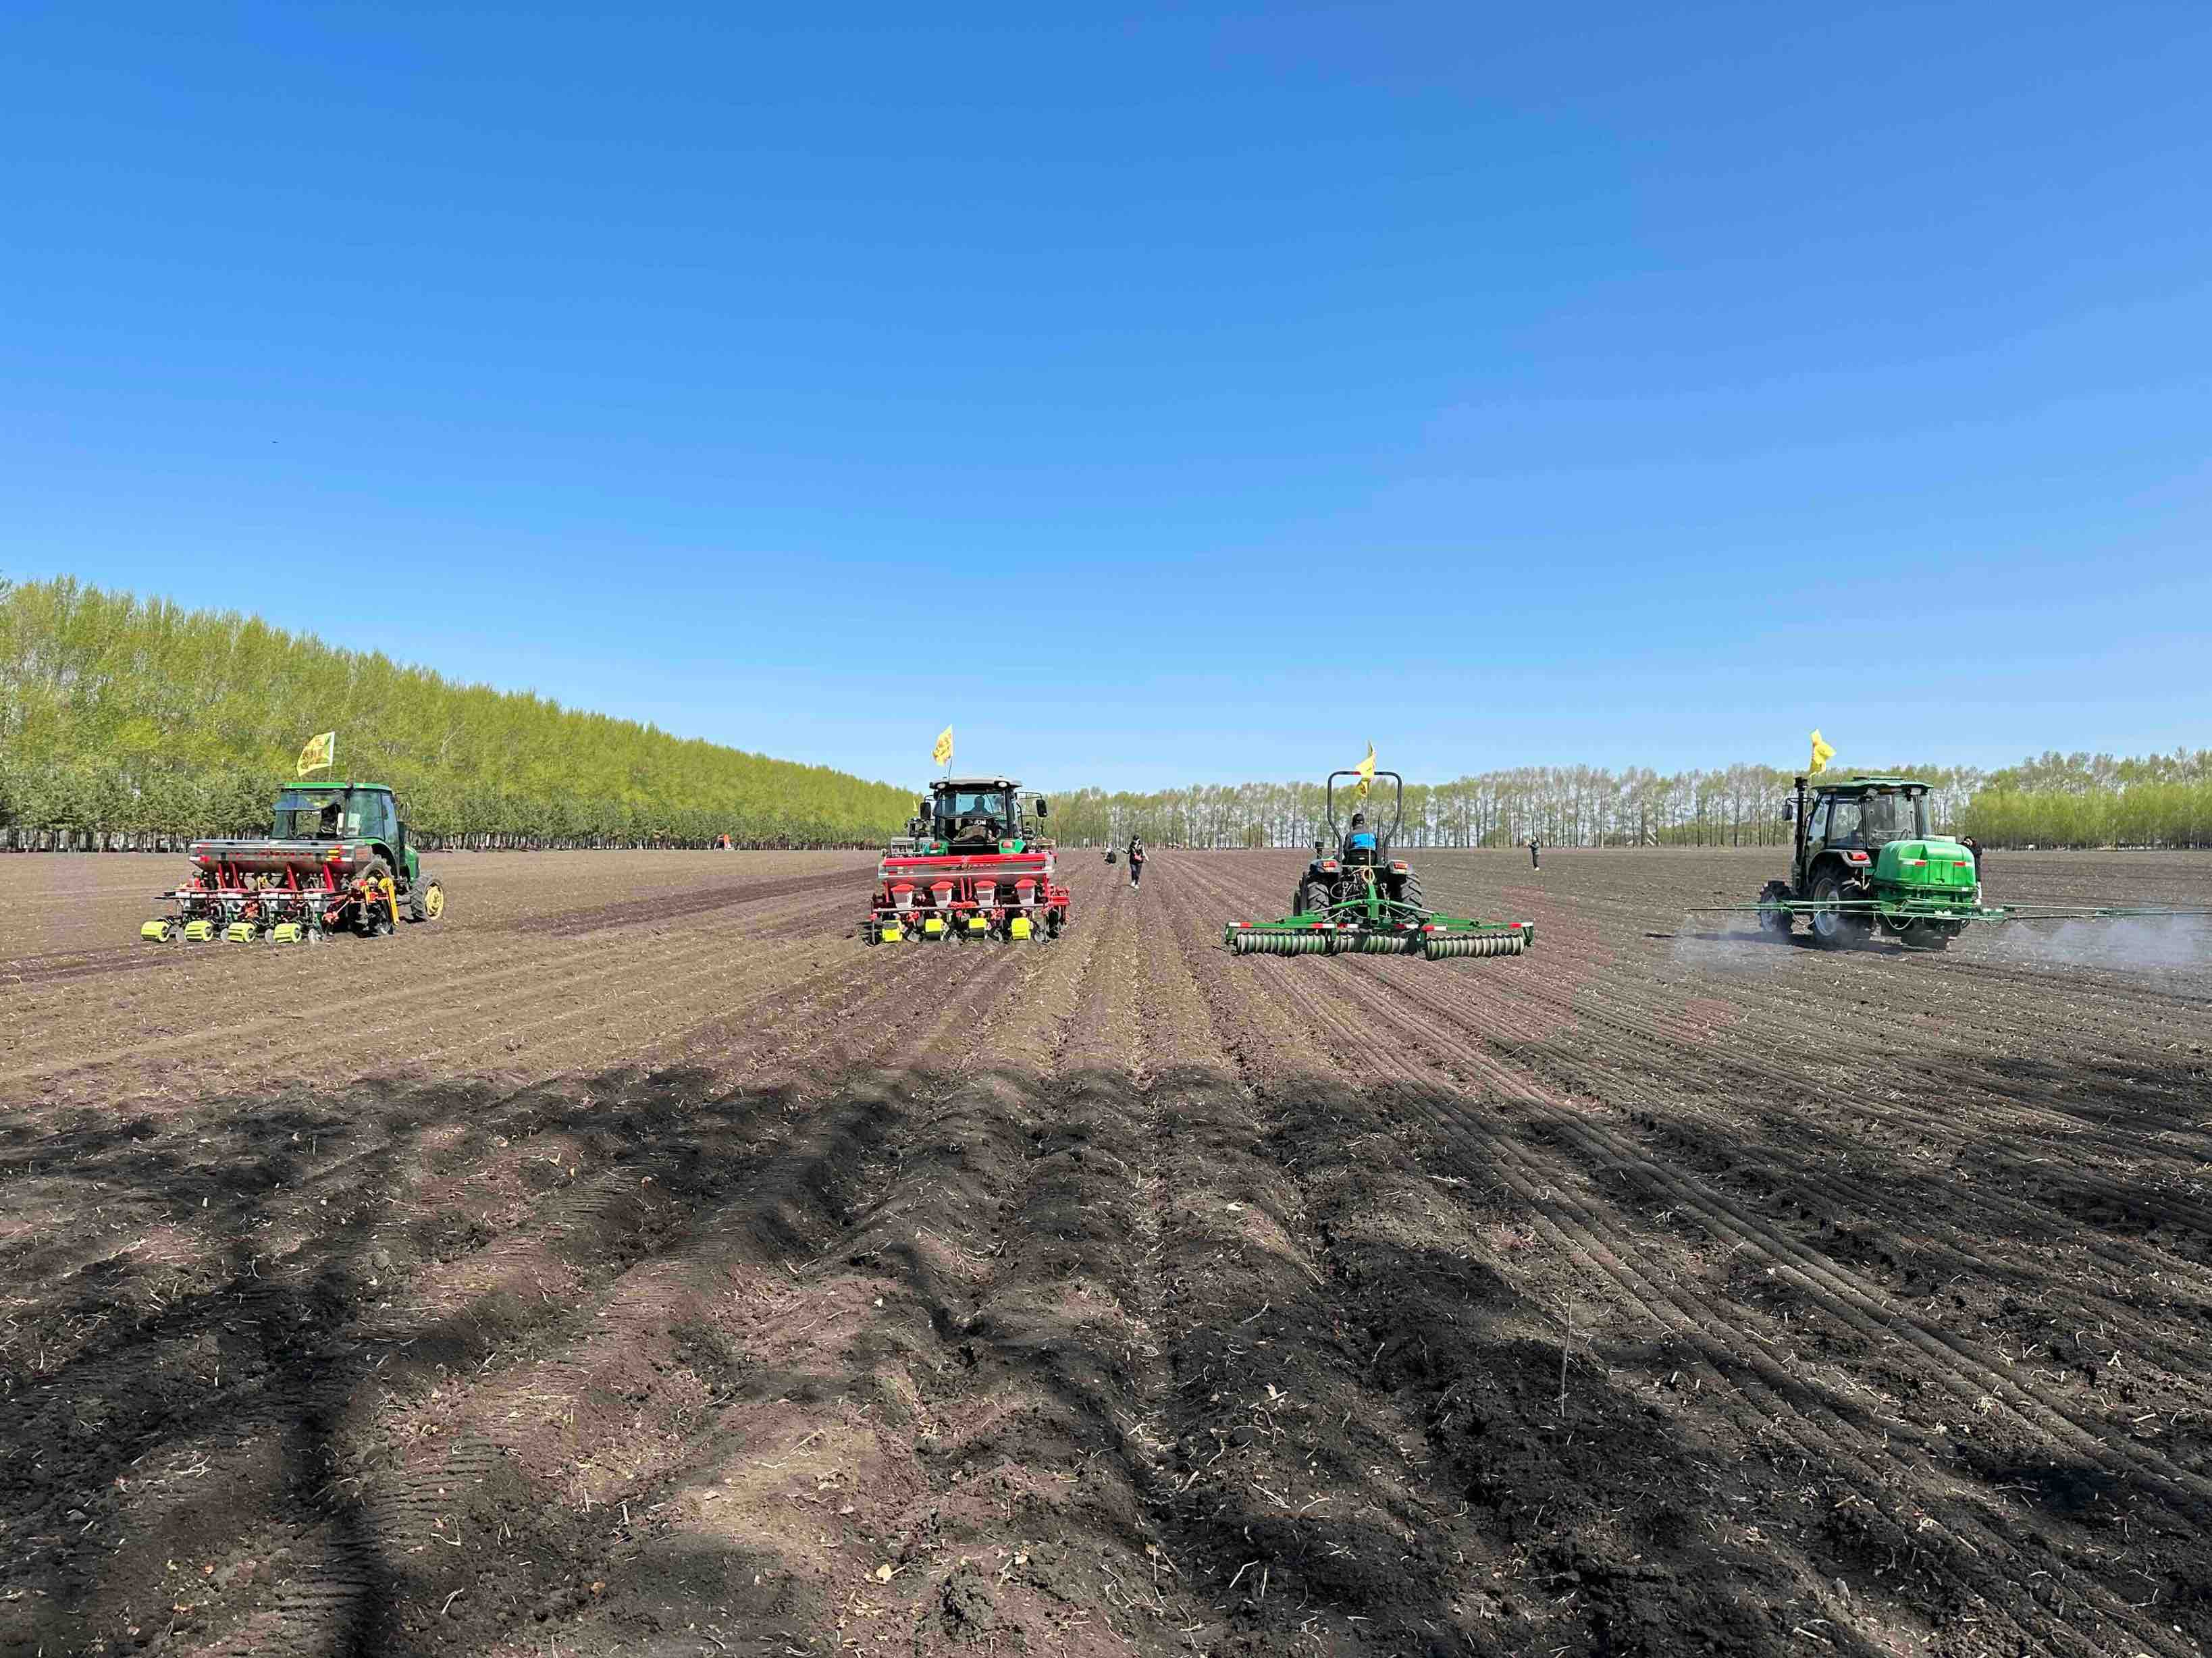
[0,577,912,848]
[5,577,2204,853]
[1051,752,2212,851]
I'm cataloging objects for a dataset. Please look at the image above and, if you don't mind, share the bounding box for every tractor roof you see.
[935,776,1020,791]
[1817,775,1929,792]
[279,780,394,791]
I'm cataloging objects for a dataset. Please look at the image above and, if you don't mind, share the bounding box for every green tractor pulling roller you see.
[1733,774,2207,950]
[142,781,446,945]
[1223,769,1534,959]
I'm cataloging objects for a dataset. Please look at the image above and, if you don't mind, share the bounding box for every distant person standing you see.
[1128,836,1146,890]
[1528,836,1541,870]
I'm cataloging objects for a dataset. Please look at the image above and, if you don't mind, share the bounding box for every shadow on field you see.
[7,1048,2206,1655]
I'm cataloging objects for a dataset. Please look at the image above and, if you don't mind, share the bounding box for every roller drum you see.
[1233,930,1332,955]
[1421,932,1527,960]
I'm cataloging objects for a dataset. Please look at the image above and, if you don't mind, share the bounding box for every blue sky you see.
[3,1,2208,791]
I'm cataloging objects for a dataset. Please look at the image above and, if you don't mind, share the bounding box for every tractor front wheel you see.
[1893,919,1956,951]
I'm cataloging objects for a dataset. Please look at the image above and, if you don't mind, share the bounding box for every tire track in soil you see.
[1,890,1039,1656]
[0,878,849,1096]
[1170,853,2179,1656]
[1165,859,1916,1656]
[544,878,1131,1654]
[0,857,863,1081]
[1390,869,2212,1453]
[267,938,1063,1658]
[1176,852,2209,1655]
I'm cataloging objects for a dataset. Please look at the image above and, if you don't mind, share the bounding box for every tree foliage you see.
[0,578,910,847]
[1053,753,2212,852]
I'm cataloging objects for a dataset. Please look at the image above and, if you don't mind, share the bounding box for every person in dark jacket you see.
[1128,836,1146,889]
[1962,836,1984,890]
[1528,836,1540,870]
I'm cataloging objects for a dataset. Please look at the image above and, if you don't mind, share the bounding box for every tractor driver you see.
[1342,811,1379,865]
[317,797,342,838]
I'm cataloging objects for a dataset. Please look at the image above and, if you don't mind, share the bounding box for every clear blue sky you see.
[4,2,2208,792]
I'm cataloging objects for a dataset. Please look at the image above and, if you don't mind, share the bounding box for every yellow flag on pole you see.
[1354,743,1376,799]
[932,726,953,768]
[1808,730,1835,776]
[298,731,336,777]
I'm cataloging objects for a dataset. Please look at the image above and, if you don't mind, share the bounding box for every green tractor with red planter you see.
[141,780,446,945]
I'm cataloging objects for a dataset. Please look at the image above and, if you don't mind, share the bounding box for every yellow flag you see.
[932,726,953,768]
[1808,730,1835,776]
[1354,742,1376,799]
[298,731,336,776]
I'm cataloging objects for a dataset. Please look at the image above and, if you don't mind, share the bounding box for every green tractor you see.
[1718,772,2211,953]
[1223,769,1533,959]
[1758,775,1974,950]
[143,781,446,944]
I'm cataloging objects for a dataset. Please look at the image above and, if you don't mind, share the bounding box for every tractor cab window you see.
[1858,790,1928,845]
[1804,800,1830,845]
[942,790,1010,832]
[355,791,397,843]
[1826,799,1864,847]
[275,789,349,839]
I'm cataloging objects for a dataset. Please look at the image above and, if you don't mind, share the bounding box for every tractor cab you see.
[1787,777,1935,886]
[919,777,1049,853]
[274,783,399,846]
[269,782,417,882]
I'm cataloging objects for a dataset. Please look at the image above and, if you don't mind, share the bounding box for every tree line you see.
[1050,751,2212,853]
[5,577,2205,854]
[0,577,912,849]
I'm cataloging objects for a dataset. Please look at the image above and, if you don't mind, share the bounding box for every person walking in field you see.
[1528,836,1540,870]
[1128,836,1146,890]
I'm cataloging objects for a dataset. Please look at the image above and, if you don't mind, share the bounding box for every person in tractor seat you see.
[317,798,342,838]
[1342,811,1379,865]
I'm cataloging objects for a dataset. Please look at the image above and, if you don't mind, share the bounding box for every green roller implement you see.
[1223,768,1535,961]
[1708,774,2212,951]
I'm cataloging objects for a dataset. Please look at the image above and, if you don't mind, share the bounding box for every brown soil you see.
[3,847,2209,1657]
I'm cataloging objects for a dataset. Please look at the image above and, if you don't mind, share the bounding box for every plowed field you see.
[4,848,2209,1658]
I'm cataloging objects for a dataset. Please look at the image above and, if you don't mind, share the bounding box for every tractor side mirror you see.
[1778,805,1795,822]
[1034,797,1049,817]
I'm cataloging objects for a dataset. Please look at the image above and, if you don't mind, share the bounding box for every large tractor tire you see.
[1300,879,1335,920]
[1891,919,1956,951]
[409,874,446,923]
[1757,878,1796,938]
[358,859,396,937]
[1808,872,1869,949]
[1396,871,1426,915]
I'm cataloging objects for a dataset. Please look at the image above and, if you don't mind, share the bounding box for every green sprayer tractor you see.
[141,781,446,945]
[1223,770,1534,959]
[1729,774,2206,950]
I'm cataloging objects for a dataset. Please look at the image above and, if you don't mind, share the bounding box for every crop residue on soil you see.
[3,847,2209,1657]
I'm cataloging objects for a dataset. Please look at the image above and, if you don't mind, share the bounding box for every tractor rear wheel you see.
[1300,880,1334,920]
[357,859,394,937]
[1809,873,1867,948]
[1757,879,1795,938]
[1396,872,1425,915]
